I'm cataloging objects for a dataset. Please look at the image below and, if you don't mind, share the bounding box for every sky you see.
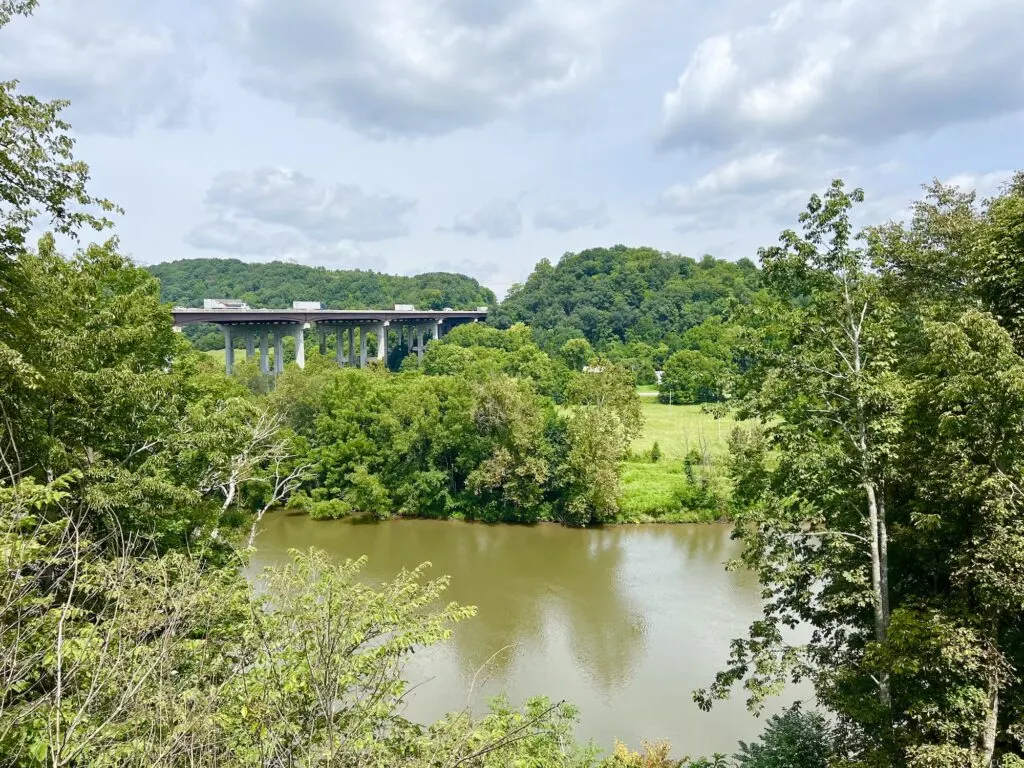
[3,0,1022,299]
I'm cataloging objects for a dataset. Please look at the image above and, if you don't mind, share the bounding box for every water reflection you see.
[250,514,799,756]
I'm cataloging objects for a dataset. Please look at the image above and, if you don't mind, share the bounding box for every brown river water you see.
[249,513,808,757]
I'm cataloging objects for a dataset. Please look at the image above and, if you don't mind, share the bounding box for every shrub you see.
[734,703,833,768]
[650,441,662,463]
[309,498,352,520]
[288,491,314,513]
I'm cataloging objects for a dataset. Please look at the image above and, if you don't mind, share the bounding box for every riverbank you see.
[618,400,743,523]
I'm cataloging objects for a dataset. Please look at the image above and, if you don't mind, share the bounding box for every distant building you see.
[292,301,322,310]
[394,304,416,311]
[203,298,250,309]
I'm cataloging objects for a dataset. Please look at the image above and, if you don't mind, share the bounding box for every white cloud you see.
[184,167,414,266]
[202,168,416,242]
[229,0,624,137]
[534,200,610,232]
[0,0,205,133]
[654,150,798,214]
[185,217,382,268]
[448,199,524,239]
[415,258,501,282]
[943,169,1015,199]
[659,0,1024,151]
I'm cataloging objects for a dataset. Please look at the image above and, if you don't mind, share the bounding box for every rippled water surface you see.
[250,514,798,756]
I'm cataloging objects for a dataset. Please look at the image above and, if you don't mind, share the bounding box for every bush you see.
[650,441,662,463]
[309,498,353,520]
[734,703,833,768]
[287,491,314,513]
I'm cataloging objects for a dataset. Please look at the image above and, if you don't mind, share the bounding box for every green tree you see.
[467,376,554,522]
[561,337,596,370]
[659,349,728,404]
[493,246,760,356]
[1,1,119,390]
[558,406,627,526]
[703,177,1024,766]
[697,181,901,757]
[564,361,644,439]
[734,704,833,768]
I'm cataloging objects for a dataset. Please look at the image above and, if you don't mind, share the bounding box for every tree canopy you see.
[492,246,760,354]
[148,257,496,310]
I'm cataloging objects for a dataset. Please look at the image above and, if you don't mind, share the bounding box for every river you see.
[250,513,803,758]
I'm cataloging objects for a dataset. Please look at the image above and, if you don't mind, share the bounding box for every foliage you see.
[272,327,640,527]
[0,9,119,395]
[493,246,760,355]
[562,337,596,370]
[701,177,1024,767]
[0,234,306,556]
[602,740,686,767]
[659,349,728,404]
[734,704,833,768]
[565,362,645,439]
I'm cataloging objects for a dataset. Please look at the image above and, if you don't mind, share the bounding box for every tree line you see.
[258,322,641,527]
[149,258,496,350]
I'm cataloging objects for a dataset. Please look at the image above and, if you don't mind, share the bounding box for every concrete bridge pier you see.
[222,326,235,374]
[273,330,285,374]
[294,324,305,369]
[259,330,270,374]
[376,321,389,362]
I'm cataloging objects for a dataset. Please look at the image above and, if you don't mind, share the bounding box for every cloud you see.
[653,150,797,213]
[416,259,502,282]
[185,167,414,265]
[185,217,382,268]
[651,150,810,231]
[0,0,205,134]
[659,0,1024,151]
[448,199,523,239]
[943,170,1015,199]
[202,168,416,242]
[229,0,623,137]
[534,200,610,232]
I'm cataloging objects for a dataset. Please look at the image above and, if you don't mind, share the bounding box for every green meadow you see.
[618,399,748,523]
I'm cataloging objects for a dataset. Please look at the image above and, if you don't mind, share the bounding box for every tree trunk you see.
[865,480,892,710]
[978,659,999,766]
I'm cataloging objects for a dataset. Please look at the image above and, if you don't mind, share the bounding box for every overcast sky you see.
[3,0,1022,298]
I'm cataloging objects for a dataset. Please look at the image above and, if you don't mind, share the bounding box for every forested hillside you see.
[148,257,496,310]
[491,246,760,353]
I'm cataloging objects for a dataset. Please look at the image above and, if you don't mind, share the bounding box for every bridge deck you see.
[171,308,488,326]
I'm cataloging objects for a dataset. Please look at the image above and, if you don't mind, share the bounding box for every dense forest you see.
[149,257,496,309]
[492,246,759,351]
[5,1,1024,765]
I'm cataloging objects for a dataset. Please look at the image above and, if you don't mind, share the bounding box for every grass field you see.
[630,401,738,459]
[618,398,748,523]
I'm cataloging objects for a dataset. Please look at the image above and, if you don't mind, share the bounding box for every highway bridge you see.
[171,306,488,374]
